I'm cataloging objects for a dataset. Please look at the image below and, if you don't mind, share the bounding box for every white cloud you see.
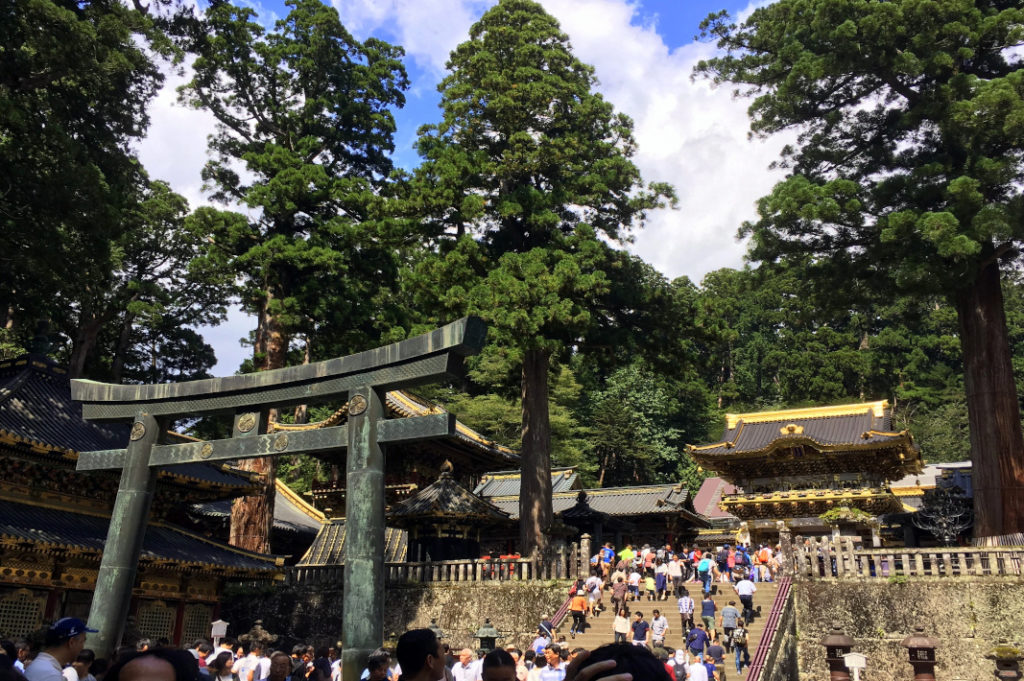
[136,63,216,210]
[537,0,790,283]
[333,0,496,75]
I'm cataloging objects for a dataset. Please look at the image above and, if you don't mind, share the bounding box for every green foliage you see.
[0,0,167,372]
[696,5,1024,532]
[403,0,673,548]
[819,506,874,524]
[180,0,409,370]
[406,0,674,355]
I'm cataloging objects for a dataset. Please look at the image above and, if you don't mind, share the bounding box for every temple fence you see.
[287,542,587,586]
[793,536,1024,579]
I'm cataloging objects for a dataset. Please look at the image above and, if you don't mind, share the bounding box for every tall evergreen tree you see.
[180,0,408,552]
[0,0,165,367]
[697,0,1024,536]
[407,0,674,552]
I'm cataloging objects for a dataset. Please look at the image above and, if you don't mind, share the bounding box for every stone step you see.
[552,582,781,669]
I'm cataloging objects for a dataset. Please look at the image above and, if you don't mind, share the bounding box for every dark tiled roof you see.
[388,470,511,525]
[690,401,913,457]
[0,355,255,490]
[0,499,279,572]
[386,392,519,464]
[492,484,707,527]
[474,468,579,497]
[297,520,407,566]
[0,357,125,453]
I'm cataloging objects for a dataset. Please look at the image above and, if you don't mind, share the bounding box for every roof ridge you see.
[724,400,889,429]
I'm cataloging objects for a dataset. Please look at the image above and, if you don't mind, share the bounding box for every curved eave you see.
[275,478,325,523]
[0,506,281,574]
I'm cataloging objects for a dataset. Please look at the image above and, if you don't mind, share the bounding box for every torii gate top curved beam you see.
[72,317,487,421]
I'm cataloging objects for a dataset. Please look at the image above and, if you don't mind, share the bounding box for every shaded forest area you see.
[4,0,1023,516]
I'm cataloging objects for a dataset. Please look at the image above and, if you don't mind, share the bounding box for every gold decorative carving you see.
[200,443,214,459]
[348,394,368,416]
[237,413,258,433]
[130,422,146,441]
[273,434,289,452]
[781,424,804,435]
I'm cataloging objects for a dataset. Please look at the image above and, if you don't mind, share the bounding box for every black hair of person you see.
[395,629,439,678]
[105,648,200,681]
[208,651,234,674]
[482,649,515,671]
[577,643,672,681]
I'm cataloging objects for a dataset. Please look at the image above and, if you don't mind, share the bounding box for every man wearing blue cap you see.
[24,618,96,681]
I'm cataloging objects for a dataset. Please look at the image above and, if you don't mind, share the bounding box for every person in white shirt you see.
[70,649,96,681]
[733,577,757,624]
[650,609,669,647]
[233,644,268,681]
[207,640,236,668]
[24,618,95,681]
[451,649,481,681]
[687,653,709,681]
[627,570,642,601]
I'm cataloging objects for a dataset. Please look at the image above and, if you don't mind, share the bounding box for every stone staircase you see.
[557,581,781,675]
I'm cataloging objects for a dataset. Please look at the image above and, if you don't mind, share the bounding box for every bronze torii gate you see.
[72,318,486,679]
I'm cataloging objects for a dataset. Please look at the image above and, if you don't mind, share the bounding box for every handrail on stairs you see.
[745,577,793,681]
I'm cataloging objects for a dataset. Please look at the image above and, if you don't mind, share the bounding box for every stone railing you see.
[793,536,1024,579]
[746,578,796,681]
[287,540,590,587]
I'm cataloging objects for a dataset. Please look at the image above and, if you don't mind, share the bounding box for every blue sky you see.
[138,0,785,374]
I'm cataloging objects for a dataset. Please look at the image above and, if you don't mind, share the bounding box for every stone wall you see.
[794,579,1024,680]
[221,580,569,652]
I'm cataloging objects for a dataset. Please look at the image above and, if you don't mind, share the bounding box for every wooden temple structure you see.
[293,391,522,570]
[0,354,283,643]
[476,468,709,550]
[688,400,924,545]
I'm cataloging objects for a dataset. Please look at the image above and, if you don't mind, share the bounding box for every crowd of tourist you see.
[0,543,782,681]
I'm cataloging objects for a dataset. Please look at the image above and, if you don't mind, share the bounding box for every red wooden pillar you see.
[173,600,186,646]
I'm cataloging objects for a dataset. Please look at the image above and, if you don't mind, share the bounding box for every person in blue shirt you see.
[686,623,710,658]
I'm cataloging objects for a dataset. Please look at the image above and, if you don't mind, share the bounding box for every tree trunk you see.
[520,346,552,555]
[110,310,136,384]
[229,296,287,553]
[955,258,1024,537]
[68,314,104,379]
[229,454,277,554]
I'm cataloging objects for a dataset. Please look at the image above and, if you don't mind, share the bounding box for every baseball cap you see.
[50,618,97,640]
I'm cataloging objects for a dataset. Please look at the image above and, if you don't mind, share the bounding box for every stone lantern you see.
[986,643,1023,680]
[474,619,502,653]
[901,626,938,681]
[428,619,444,641]
[820,627,855,681]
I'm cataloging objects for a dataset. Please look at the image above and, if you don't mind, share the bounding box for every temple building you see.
[0,354,282,643]
[687,400,924,545]
[475,468,709,549]
[291,392,521,573]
